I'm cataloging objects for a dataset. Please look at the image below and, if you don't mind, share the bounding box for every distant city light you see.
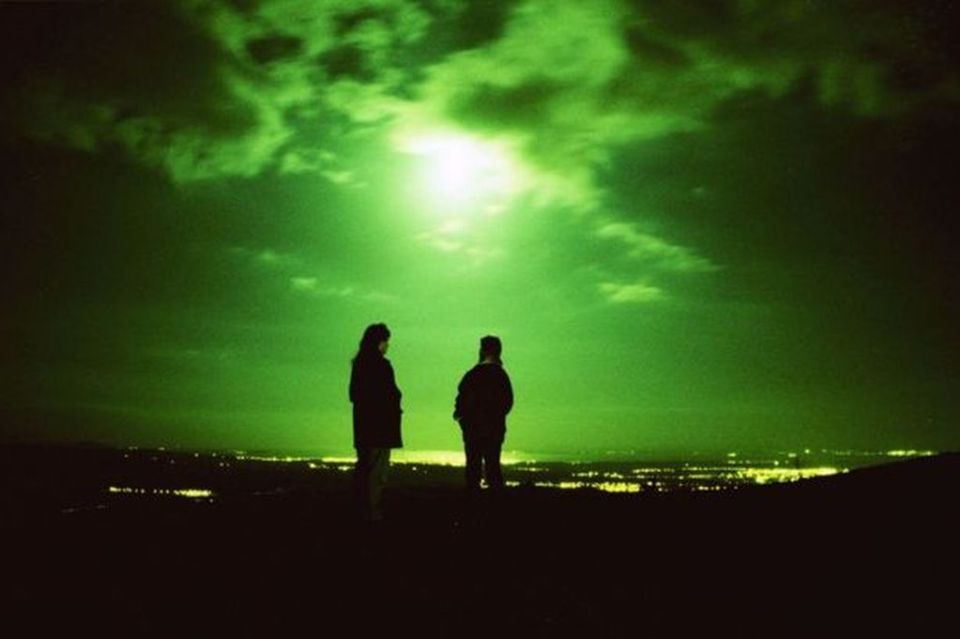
[886,449,936,457]
[537,481,641,494]
[101,448,940,499]
[108,486,214,499]
[234,454,311,463]
[735,467,842,485]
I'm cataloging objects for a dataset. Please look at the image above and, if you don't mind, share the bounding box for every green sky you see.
[2,0,958,456]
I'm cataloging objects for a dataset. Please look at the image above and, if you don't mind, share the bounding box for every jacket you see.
[454,362,513,441]
[349,353,403,448]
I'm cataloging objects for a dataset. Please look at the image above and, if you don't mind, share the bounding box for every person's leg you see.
[354,447,373,519]
[368,447,390,521]
[464,437,483,495]
[483,438,504,491]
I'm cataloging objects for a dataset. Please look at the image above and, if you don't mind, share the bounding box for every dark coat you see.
[349,353,403,449]
[454,362,513,442]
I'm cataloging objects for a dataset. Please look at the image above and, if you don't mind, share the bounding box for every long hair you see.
[354,323,390,363]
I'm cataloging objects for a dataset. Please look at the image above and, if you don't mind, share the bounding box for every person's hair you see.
[479,335,502,364]
[354,323,390,362]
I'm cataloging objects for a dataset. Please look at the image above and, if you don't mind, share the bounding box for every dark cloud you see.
[246,34,304,65]
[622,27,690,67]
[0,1,238,135]
[622,0,960,111]
[3,0,958,189]
[0,1,290,182]
[320,45,376,82]
[447,80,564,131]
[449,0,521,50]
[399,0,960,225]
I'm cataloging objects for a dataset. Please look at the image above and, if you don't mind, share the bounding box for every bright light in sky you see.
[397,129,526,214]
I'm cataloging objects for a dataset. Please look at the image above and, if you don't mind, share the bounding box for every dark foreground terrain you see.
[2,446,956,636]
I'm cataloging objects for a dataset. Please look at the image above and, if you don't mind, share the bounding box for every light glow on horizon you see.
[108,486,214,499]
[321,450,528,466]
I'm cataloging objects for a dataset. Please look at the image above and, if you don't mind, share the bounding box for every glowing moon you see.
[399,130,525,214]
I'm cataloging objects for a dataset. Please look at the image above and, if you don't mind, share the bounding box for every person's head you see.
[356,323,391,360]
[479,335,502,364]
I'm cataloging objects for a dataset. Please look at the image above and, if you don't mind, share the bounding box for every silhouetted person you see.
[349,323,402,522]
[454,335,513,495]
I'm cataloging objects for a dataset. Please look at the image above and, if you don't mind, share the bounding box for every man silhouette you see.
[454,336,514,495]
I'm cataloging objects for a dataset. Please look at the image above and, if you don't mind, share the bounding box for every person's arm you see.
[454,372,471,421]
[453,377,465,421]
[385,360,402,412]
[349,362,360,404]
[502,370,514,416]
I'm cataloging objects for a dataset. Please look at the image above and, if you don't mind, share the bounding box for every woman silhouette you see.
[349,323,403,521]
